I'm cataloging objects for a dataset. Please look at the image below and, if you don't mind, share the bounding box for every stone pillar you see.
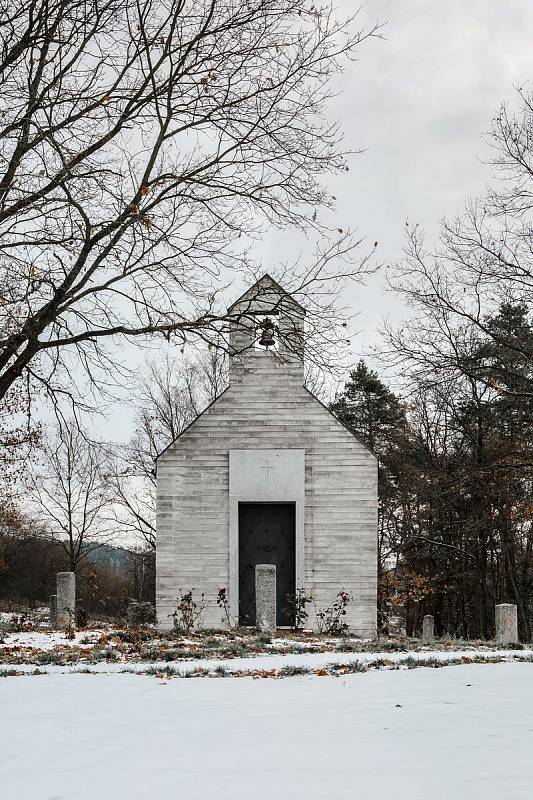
[127,600,139,626]
[495,604,518,644]
[56,572,76,629]
[422,614,435,642]
[49,595,58,629]
[255,564,276,632]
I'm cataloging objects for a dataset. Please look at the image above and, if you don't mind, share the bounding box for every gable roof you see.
[156,382,376,464]
[155,386,229,463]
[303,386,376,458]
[227,273,306,314]
[156,276,374,464]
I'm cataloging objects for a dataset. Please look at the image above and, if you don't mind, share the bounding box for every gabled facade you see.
[156,275,377,634]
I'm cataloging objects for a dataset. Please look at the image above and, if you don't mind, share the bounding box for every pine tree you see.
[331,361,410,633]
[330,360,406,454]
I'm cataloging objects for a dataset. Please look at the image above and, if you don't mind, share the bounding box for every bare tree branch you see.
[0,0,381,410]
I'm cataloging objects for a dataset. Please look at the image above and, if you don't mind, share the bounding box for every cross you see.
[259,460,274,482]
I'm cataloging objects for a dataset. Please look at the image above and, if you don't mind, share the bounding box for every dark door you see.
[238,502,295,627]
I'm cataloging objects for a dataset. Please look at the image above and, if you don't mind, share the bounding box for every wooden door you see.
[238,502,295,627]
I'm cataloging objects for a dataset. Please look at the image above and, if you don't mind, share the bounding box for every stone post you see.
[49,595,58,629]
[255,564,276,632]
[127,600,139,626]
[495,603,518,644]
[56,572,76,629]
[422,614,435,642]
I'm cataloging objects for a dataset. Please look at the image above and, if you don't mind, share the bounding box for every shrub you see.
[277,665,310,677]
[314,591,351,635]
[216,587,235,628]
[283,588,312,631]
[10,614,34,633]
[76,606,89,628]
[170,589,209,633]
[128,602,156,626]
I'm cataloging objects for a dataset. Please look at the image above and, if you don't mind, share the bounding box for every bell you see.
[258,318,276,348]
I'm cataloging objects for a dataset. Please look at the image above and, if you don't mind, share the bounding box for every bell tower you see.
[227,274,305,386]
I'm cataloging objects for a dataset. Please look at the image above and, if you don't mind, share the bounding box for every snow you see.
[0,645,531,674]
[0,608,48,624]
[0,663,532,799]
[1,629,102,650]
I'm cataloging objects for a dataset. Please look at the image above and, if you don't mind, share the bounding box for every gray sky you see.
[98,1,533,442]
[260,0,533,350]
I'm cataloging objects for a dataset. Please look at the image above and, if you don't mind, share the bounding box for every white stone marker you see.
[255,564,276,632]
[422,614,435,641]
[495,603,518,644]
[49,594,58,629]
[127,600,139,625]
[56,572,76,629]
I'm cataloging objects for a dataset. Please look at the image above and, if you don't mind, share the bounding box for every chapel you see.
[156,274,377,634]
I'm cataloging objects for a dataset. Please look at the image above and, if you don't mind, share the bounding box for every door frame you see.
[238,500,296,627]
[228,449,305,626]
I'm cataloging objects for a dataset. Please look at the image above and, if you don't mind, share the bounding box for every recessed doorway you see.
[238,502,296,627]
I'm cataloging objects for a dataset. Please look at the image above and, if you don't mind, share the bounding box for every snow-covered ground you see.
[1,628,102,651]
[1,645,531,674]
[0,608,48,625]
[1,662,532,799]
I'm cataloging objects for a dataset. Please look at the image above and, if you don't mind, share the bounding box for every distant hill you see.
[86,544,133,572]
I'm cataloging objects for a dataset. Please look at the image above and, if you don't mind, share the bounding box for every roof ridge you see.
[228,273,306,313]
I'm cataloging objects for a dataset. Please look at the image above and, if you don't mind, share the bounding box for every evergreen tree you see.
[331,361,410,633]
[330,360,406,454]
[331,318,533,641]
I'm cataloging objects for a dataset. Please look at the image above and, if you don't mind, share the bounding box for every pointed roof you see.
[156,382,375,463]
[227,273,306,314]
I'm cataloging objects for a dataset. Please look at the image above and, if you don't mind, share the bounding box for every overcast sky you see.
[98,0,533,442]
[260,0,533,348]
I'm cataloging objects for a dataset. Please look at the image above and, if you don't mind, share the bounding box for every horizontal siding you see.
[156,345,377,635]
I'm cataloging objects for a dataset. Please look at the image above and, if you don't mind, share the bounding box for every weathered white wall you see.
[156,277,378,635]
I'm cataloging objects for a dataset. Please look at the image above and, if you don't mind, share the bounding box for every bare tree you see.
[0,384,40,506]
[377,90,533,638]
[385,88,533,397]
[29,420,115,571]
[0,0,380,412]
[126,546,156,604]
[109,349,227,547]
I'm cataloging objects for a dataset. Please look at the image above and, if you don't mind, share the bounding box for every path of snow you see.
[0,646,531,674]
[0,663,532,799]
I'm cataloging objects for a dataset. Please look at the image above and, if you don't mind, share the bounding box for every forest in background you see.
[333,318,533,640]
